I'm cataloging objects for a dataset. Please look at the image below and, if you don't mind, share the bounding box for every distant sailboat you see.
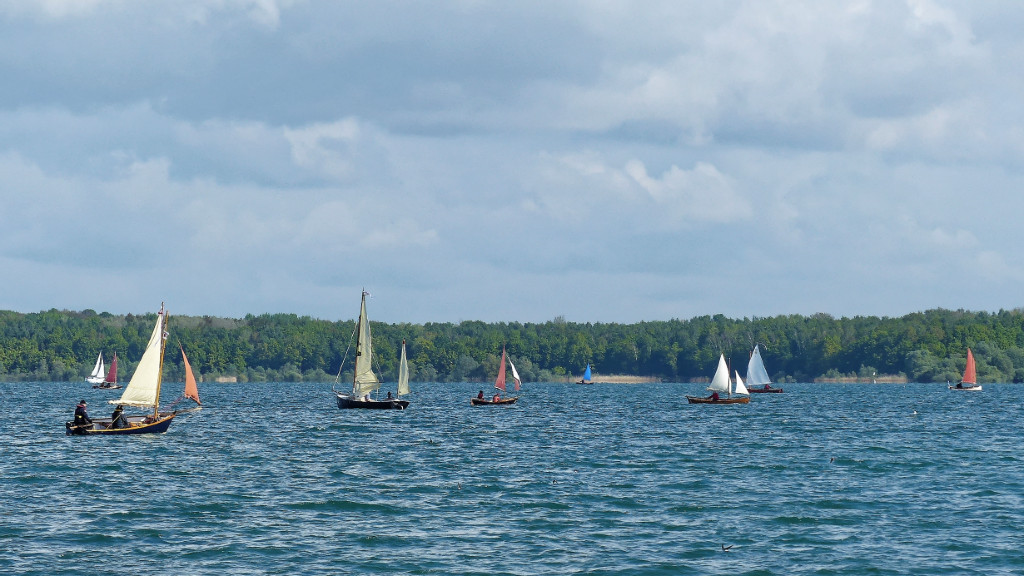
[67,304,178,435]
[334,290,410,409]
[746,345,782,393]
[92,353,121,389]
[86,352,105,385]
[687,354,750,404]
[163,344,202,413]
[471,347,520,405]
[950,348,982,391]
[577,364,593,385]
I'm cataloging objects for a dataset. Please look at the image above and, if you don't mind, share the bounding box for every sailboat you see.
[334,290,410,410]
[686,354,750,404]
[92,353,121,389]
[85,352,105,385]
[471,347,520,405]
[746,345,782,393]
[577,363,594,385]
[950,348,982,391]
[66,304,178,435]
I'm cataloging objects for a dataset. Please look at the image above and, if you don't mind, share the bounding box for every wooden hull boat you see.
[65,413,176,436]
[336,393,409,410]
[686,395,750,404]
[748,387,783,393]
[471,397,518,406]
[92,383,123,390]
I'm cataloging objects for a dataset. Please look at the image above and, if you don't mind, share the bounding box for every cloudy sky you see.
[1,0,1021,323]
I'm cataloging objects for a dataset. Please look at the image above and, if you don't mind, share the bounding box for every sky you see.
[1,0,1022,324]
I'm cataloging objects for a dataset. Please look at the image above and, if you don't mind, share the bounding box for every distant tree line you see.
[1,308,1023,383]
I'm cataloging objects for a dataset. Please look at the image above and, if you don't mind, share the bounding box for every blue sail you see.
[583,364,592,381]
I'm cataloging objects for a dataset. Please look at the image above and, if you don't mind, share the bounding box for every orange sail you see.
[181,345,201,405]
[961,348,976,385]
[494,347,507,392]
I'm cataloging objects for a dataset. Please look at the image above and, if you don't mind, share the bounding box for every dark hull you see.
[577,381,593,385]
[336,393,409,410]
[686,395,750,404]
[92,384,122,389]
[471,397,518,406]
[748,388,783,393]
[66,413,175,436]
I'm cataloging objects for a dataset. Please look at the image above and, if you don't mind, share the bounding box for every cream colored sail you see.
[352,291,380,397]
[397,340,410,396]
[115,307,166,408]
[707,354,730,394]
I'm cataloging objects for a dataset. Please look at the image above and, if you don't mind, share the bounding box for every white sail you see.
[707,354,731,394]
[746,345,771,388]
[89,353,105,378]
[352,291,380,397]
[397,341,410,396]
[509,358,522,392]
[115,308,166,408]
[733,370,749,395]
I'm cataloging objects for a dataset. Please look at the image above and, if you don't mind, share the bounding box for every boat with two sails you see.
[471,347,521,405]
[85,352,106,385]
[687,354,750,404]
[66,303,200,435]
[950,348,982,391]
[91,353,122,389]
[334,290,410,410]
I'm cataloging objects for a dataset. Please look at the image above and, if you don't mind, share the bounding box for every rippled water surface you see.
[2,381,1023,575]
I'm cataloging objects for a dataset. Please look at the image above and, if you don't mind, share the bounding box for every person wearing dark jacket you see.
[73,400,93,430]
[110,404,128,429]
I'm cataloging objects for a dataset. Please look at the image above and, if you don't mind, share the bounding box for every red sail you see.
[961,348,976,385]
[104,353,118,384]
[494,348,507,392]
[181,345,201,405]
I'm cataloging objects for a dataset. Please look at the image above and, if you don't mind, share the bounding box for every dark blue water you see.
[2,381,1022,575]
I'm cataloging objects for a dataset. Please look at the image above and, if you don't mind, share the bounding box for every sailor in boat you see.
[763,384,772,391]
[110,404,128,429]
[386,391,393,400]
[955,382,963,389]
[492,392,501,402]
[477,390,484,400]
[709,391,720,402]
[72,400,93,431]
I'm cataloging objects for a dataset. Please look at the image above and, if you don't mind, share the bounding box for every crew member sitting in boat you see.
[492,392,501,402]
[709,391,720,402]
[110,404,128,429]
[763,384,772,390]
[73,400,93,430]
[386,391,393,400]
[477,390,484,400]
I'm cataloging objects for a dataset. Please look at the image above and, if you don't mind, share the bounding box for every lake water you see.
[1,381,1022,575]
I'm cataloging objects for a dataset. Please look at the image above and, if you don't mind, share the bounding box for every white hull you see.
[86,375,105,385]
[949,384,982,391]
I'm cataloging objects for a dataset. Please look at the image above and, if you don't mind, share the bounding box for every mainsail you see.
[104,353,118,385]
[494,348,507,392]
[397,340,410,397]
[962,348,977,385]
[582,364,592,381]
[352,291,380,397]
[707,354,731,394]
[115,306,167,410]
[746,345,771,388]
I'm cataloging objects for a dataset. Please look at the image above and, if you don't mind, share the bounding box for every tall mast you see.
[153,302,168,419]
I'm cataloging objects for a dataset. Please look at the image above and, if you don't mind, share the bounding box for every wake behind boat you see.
[745,345,782,393]
[950,348,982,391]
[334,290,410,410]
[687,354,750,404]
[471,347,520,405]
